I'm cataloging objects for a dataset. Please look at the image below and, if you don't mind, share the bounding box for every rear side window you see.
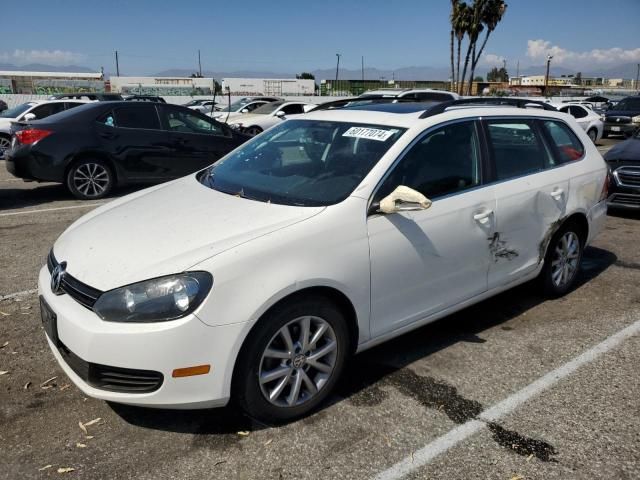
[113,105,161,130]
[485,121,550,181]
[29,103,66,120]
[568,105,588,119]
[541,120,584,163]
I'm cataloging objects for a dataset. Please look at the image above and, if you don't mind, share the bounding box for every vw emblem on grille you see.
[51,261,67,295]
[616,118,621,123]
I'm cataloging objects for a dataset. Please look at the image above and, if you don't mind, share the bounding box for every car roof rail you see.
[418,98,557,118]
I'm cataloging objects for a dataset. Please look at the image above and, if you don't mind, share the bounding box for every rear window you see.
[541,120,584,164]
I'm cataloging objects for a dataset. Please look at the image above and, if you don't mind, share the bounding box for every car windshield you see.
[0,102,36,118]
[615,98,640,111]
[250,102,285,115]
[199,119,406,206]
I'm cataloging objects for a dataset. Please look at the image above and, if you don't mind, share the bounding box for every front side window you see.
[542,120,585,163]
[199,120,406,206]
[162,107,224,135]
[113,105,161,130]
[486,120,549,180]
[29,103,66,119]
[568,105,588,119]
[375,120,481,202]
[281,104,305,115]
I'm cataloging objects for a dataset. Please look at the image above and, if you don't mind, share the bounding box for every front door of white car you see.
[483,119,570,288]
[367,120,496,337]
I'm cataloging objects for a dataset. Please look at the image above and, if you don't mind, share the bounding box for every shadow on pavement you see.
[110,245,617,433]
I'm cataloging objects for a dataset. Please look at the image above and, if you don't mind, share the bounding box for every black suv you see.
[604,130,640,210]
[6,102,249,200]
[603,96,640,138]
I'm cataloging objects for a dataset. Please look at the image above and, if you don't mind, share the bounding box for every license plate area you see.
[40,296,59,346]
[611,126,621,132]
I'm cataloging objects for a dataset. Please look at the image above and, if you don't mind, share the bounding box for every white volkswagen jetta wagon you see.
[39,101,608,422]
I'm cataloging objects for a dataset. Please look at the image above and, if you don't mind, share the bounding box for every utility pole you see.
[198,50,202,77]
[636,63,640,93]
[361,56,364,83]
[516,60,519,78]
[335,53,341,86]
[544,54,553,96]
[115,50,120,77]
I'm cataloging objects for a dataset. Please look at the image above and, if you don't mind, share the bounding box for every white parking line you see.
[0,203,104,217]
[0,288,38,301]
[373,317,640,480]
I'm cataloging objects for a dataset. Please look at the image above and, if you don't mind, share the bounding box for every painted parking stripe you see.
[373,317,640,480]
[0,288,38,301]
[0,203,104,217]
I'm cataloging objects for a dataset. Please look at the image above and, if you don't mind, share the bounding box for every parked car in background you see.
[123,95,166,103]
[38,101,607,422]
[0,100,89,159]
[555,104,603,142]
[6,101,249,199]
[188,100,219,114]
[209,100,272,121]
[603,96,640,138]
[359,88,460,102]
[604,130,640,209]
[48,92,123,101]
[226,101,315,136]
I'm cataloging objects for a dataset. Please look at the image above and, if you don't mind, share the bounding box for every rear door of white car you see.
[367,119,496,336]
[482,118,570,288]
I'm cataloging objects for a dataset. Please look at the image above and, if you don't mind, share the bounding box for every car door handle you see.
[473,209,494,223]
[550,188,564,200]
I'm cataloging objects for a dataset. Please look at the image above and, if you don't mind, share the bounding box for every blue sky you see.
[1,0,639,74]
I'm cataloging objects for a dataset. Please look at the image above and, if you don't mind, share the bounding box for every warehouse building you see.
[109,76,216,95]
[0,71,104,94]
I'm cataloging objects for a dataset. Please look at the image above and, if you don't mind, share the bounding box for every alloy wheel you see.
[0,137,10,159]
[551,231,580,288]
[258,316,338,407]
[73,163,110,198]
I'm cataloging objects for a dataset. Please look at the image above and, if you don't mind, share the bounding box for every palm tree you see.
[449,1,457,92]
[467,0,507,94]
[458,0,484,95]
[453,2,472,91]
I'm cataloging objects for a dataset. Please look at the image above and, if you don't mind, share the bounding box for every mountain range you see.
[1,62,638,81]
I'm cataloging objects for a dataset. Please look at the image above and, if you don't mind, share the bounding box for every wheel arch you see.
[540,211,589,263]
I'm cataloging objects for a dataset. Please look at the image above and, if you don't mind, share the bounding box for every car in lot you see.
[602,96,640,138]
[226,101,315,136]
[48,92,123,101]
[555,103,603,142]
[38,100,608,422]
[6,101,249,199]
[359,88,461,102]
[123,95,166,103]
[0,100,89,159]
[604,130,640,209]
[209,99,272,122]
[187,100,219,114]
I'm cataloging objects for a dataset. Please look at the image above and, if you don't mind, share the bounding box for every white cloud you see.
[526,39,640,68]
[482,53,505,66]
[0,49,86,66]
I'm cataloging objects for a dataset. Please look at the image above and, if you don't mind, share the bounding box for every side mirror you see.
[376,186,432,215]
[23,112,36,121]
[240,108,249,113]
[276,111,286,117]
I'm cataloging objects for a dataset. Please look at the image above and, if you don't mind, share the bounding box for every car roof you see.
[301,104,571,129]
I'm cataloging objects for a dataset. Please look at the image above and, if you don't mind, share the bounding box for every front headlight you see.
[632,115,640,124]
[94,272,213,323]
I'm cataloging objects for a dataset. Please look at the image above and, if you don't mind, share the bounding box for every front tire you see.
[0,134,10,159]
[587,128,597,143]
[234,295,350,423]
[66,159,114,200]
[540,222,584,297]
[245,126,263,137]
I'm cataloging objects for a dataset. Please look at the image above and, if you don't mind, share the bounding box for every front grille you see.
[615,167,640,188]
[58,342,164,393]
[609,193,640,207]
[606,116,631,125]
[47,250,103,309]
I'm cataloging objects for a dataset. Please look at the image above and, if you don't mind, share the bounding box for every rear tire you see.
[234,295,350,423]
[539,222,584,297]
[245,126,263,137]
[0,134,10,159]
[66,159,114,200]
[602,131,608,139]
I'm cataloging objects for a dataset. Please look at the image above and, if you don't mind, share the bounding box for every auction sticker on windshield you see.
[342,127,399,141]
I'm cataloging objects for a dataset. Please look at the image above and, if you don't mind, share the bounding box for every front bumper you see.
[604,123,637,135]
[38,266,248,409]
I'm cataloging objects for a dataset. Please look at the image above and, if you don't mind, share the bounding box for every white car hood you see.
[53,176,324,291]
